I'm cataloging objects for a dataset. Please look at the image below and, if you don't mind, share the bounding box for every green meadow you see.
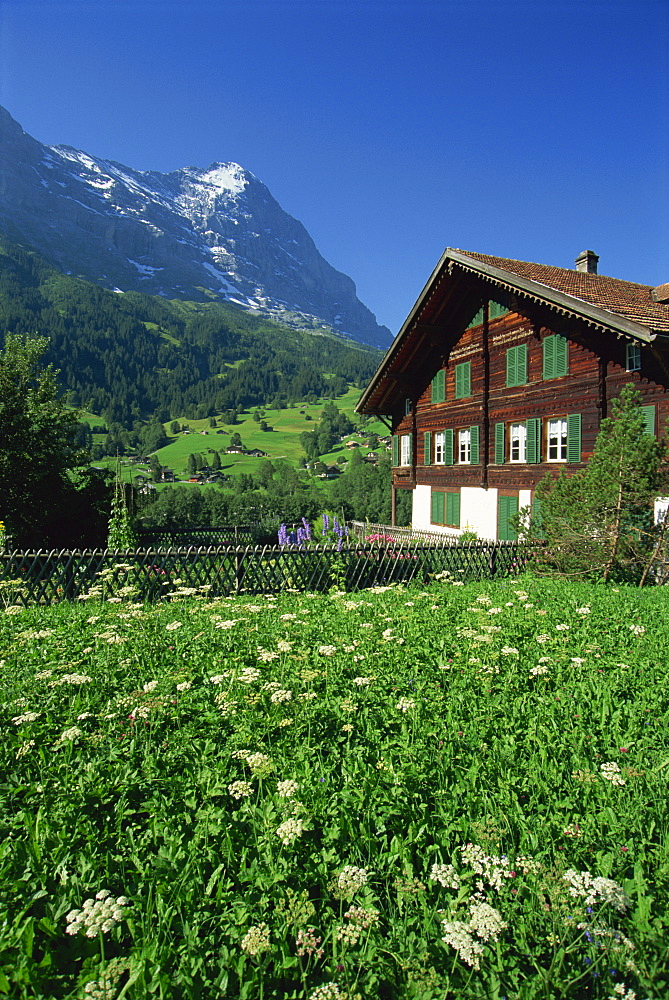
[91,388,389,483]
[1,575,667,999]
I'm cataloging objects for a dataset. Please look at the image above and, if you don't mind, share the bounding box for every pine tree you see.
[532,385,667,582]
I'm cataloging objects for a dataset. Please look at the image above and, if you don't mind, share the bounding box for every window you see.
[626,343,641,372]
[543,334,568,379]
[506,344,527,387]
[547,415,581,463]
[458,428,471,464]
[434,430,445,464]
[547,418,567,461]
[510,422,527,462]
[454,361,471,399]
[431,489,460,527]
[400,434,412,466]
[431,369,445,403]
[404,397,412,416]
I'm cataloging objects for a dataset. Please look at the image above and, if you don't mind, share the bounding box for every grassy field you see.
[1,575,668,999]
[91,388,389,483]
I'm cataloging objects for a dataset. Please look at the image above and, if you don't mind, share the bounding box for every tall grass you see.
[1,577,667,998]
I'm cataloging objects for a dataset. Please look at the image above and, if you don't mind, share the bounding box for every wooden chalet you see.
[356,249,669,540]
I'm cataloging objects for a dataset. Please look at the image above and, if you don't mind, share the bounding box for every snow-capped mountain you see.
[0,106,391,349]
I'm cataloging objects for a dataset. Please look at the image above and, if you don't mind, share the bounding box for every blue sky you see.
[0,0,667,334]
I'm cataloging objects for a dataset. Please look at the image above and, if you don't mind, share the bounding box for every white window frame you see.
[626,343,641,372]
[400,434,411,466]
[434,430,445,465]
[458,428,471,465]
[547,418,568,462]
[510,422,527,463]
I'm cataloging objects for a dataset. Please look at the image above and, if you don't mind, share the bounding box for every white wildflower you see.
[228,780,253,800]
[277,779,299,798]
[12,712,41,725]
[238,667,261,684]
[600,761,626,786]
[176,681,192,692]
[165,621,182,631]
[276,817,304,845]
[332,865,369,899]
[270,688,292,704]
[65,892,130,937]
[396,697,416,713]
[429,863,460,889]
[240,922,271,956]
[318,645,337,656]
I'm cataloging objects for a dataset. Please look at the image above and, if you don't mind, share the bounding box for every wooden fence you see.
[0,539,536,606]
[138,525,266,547]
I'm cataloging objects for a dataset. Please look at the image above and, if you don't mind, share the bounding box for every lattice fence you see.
[138,525,266,547]
[0,540,536,606]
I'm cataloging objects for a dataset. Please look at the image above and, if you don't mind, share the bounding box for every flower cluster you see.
[83,957,131,999]
[441,901,506,969]
[278,517,313,548]
[277,779,299,798]
[241,922,271,956]
[331,866,369,900]
[563,870,630,911]
[296,926,324,959]
[429,863,460,889]
[65,890,130,937]
[276,817,304,845]
[601,761,626,786]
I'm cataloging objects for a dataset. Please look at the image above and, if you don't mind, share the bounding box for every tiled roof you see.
[458,251,669,334]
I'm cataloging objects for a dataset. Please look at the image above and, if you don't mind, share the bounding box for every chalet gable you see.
[357,249,669,418]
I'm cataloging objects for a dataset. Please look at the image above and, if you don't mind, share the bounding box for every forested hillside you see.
[0,237,382,427]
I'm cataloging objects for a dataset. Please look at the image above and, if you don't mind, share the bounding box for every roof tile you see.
[460,251,669,333]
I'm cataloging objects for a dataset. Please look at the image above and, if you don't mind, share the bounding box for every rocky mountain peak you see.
[0,106,391,349]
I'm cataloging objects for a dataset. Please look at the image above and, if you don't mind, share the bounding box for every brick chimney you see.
[575,250,599,274]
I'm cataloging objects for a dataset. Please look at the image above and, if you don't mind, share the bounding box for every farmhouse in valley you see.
[356,249,669,540]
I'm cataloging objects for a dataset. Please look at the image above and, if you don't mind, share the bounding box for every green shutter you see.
[423,431,432,465]
[498,495,519,541]
[543,334,568,379]
[567,413,582,463]
[556,335,568,376]
[431,490,444,524]
[526,418,542,464]
[506,344,527,387]
[517,343,527,384]
[531,496,544,540]
[455,361,471,399]
[392,435,399,467]
[470,425,479,464]
[543,336,556,379]
[444,428,454,466]
[454,364,463,398]
[506,347,516,388]
[642,405,656,437]
[495,422,505,464]
[446,492,460,527]
[431,368,445,403]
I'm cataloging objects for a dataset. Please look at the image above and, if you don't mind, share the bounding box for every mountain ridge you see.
[0,105,391,349]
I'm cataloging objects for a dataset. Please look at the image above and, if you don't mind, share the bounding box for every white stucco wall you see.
[460,487,498,540]
[411,485,459,536]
